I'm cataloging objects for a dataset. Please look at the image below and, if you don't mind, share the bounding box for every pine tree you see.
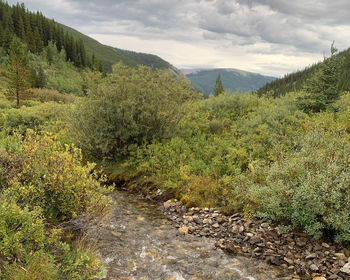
[6,36,30,107]
[36,66,46,88]
[296,43,344,113]
[214,74,224,96]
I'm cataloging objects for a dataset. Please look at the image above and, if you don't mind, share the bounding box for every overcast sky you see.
[7,0,350,77]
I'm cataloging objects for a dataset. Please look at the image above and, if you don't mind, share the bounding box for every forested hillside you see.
[0,0,181,74]
[183,68,275,95]
[257,47,350,97]
[0,1,100,69]
[60,24,181,74]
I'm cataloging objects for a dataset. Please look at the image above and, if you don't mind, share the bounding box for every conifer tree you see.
[296,43,344,113]
[214,74,224,96]
[6,36,30,107]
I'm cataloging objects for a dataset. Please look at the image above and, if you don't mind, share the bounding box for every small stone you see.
[334,253,346,259]
[250,236,261,245]
[267,256,282,265]
[193,216,202,224]
[306,253,317,260]
[261,222,269,228]
[231,225,239,233]
[321,242,330,248]
[212,223,220,228]
[284,257,294,265]
[312,277,326,280]
[340,263,350,275]
[239,225,245,233]
[178,226,189,234]
[163,200,173,209]
[309,264,319,271]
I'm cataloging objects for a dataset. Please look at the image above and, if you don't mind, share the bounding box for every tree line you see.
[0,1,101,69]
[257,46,350,97]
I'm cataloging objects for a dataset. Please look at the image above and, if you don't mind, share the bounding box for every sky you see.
[7,0,350,77]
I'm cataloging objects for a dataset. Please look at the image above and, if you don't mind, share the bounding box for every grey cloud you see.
[7,0,350,75]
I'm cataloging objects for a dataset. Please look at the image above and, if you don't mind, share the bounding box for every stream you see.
[88,190,287,280]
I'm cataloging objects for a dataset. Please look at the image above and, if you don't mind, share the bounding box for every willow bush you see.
[69,63,200,160]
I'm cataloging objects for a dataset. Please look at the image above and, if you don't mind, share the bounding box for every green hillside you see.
[60,24,181,74]
[183,68,276,95]
[257,47,350,97]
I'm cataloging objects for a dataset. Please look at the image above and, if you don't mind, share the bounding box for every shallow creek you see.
[88,190,287,280]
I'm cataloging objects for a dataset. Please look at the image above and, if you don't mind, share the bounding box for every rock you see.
[225,243,239,254]
[250,236,261,245]
[261,222,269,228]
[192,216,202,224]
[322,242,330,248]
[267,255,282,266]
[163,200,173,209]
[306,253,317,260]
[309,264,319,271]
[231,225,239,233]
[340,263,350,275]
[212,223,220,228]
[184,216,193,223]
[178,226,189,234]
[334,253,346,259]
[284,257,294,265]
[312,277,327,280]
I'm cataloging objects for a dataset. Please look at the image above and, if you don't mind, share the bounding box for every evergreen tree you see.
[296,43,344,113]
[36,66,46,88]
[6,36,30,107]
[214,74,224,96]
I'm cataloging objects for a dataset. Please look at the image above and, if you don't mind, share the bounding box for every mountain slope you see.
[182,68,276,95]
[60,24,181,75]
[257,47,350,97]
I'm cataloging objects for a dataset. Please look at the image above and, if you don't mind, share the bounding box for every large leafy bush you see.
[0,131,110,223]
[69,63,200,160]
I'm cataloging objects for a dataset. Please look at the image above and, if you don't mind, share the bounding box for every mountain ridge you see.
[59,24,182,75]
[181,68,276,95]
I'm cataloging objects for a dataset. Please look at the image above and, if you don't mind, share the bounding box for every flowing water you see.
[88,190,287,280]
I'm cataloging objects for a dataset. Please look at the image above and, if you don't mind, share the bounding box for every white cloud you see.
[7,0,350,76]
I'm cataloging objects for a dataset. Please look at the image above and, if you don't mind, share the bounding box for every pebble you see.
[146,188,350,278]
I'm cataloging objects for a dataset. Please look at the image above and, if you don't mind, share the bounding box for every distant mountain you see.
[182,68,276,95]
[257,47,350,97]
[60,24,182,75]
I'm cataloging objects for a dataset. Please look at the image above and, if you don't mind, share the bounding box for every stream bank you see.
[87,190,288,280]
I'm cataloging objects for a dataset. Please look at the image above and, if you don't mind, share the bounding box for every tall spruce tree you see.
[296,43,344,113]
[6,36,30,107]
[214,74,224,96]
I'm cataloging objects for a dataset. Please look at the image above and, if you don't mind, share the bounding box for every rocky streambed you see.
[87,190,288,280]
[161,199,350,280]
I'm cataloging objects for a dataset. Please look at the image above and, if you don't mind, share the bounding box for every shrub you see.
[2,251,58,280]
[247,112,350,242]
[0,199,46,264]
[69,63,200,160]
[0,131,111,223]
[29,88,75,104]
[0,102,65,134]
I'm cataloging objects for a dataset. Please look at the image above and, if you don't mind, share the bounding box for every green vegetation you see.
[183,68,276,95]
[296,44,344,113]
[257,45,350,97]
[59,24,181,74]
[1,3,350,278]
[214,74,224,96]
[0,1,97,69]
[0,31,109,278]
[69,63,199,160]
